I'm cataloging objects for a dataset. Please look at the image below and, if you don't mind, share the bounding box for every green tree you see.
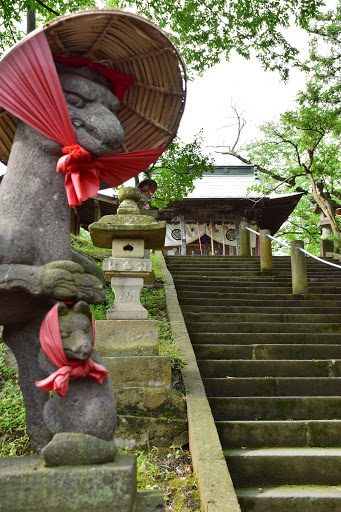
[302,0,341,103]
[110,0,325,78]
[1,0,325,76]
[0,1,96,53]
[143,131,215,209]
[221,96,341,251]
[271,195,321,255]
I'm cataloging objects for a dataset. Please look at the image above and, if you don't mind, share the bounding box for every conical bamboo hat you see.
[0,9,186,164]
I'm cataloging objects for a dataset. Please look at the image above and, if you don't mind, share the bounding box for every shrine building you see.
[69,165,302,256]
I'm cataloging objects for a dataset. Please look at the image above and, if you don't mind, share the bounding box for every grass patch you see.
[71,229,110,261]
[125,446,202,512]
[0,344,31,457]
[150,253,164,283]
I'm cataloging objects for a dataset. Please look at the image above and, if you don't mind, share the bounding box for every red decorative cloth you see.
[0,29,166,207]
[35,303,109,398]
[57,144,166,207]
[53,55,135,103]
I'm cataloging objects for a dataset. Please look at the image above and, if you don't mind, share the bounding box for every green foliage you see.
[1,0,324,77]
[146,132,215,209]
[106,0,323,78]
[0,344,31,457]
[71,229,110,261]
[302,1,341,108]
[158,319,185,371]
[130,446,201,511]
[90,286,115,320]
[230,78,341,252]
[0,1,96,54]
[149,253,164,283]
[269,196,321,256]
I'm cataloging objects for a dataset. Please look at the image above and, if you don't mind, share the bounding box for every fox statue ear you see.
[57,302,69,316]
[73,300,92,319]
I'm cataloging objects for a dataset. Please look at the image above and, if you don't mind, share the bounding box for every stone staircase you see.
[166,254,341,511]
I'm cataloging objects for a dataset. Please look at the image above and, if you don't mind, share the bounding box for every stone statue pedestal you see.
[0,454,164,512]
[107,277,148,320]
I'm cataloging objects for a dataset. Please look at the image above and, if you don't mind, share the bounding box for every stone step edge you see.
[236,485,341,498]
[224,447,341,457]
[115,414,188,451]
[161,252,241,512]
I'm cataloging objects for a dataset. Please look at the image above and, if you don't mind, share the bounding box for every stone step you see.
[166,256,329,263]
[102,355,171,389]
[177,291,341,301]
[115,385,186,419]
[216,420,341,448]
[236,486,341,512]
[198,359,337,378]
[181,304,341,314]
[179,297,341,308]
[173,274,293,282]
[195,344,341,360]
[175,283,341,294]
[203,377,341,396]
[170,264,340,271]
[166,255,335,263]
[190,332,341,345]
[187,321,341,333]
[183,311,341,323]
[167,254,341,507]
[224,447,341,487]
[115,415,188,451]
[172,271,341,280]
[175,282,294,291]
[209,396,341,421]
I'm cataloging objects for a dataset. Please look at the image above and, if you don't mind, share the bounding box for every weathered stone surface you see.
[118,187,141,214]
[4,312,53,452]
[95,320,159,357]
[103,256,152,281]
[89,214,166,250]
[115,385,186,418]
[71,248,105,283]
[41,432,116,467]
[112,238,145,258]
[115,415,188,450]
[0,67,124,452]
[0,261,105,326]
[0,454,136,512]
[107,277,148,320]
[103,355,172,389]
[58,66,125,156]
[38,302,116,443]
[89,187,166,255]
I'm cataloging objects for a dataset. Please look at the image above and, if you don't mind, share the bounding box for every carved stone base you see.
[0,454,165,511]
[107,277,148,320]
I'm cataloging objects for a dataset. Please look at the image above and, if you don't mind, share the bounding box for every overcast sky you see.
[177,27,310,166]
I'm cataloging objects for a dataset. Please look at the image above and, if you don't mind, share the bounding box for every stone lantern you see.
[89,187,166,320]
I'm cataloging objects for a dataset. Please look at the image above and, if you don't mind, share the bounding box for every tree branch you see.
[34,0,59,16]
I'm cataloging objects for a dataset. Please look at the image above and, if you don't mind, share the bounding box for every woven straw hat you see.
[0,9,186,164]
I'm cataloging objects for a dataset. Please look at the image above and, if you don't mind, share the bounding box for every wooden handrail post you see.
[240,221,251,256]
[260,229,273,271]
[291,240,308,295]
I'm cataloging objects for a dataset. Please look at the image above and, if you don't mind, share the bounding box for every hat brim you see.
[0,9,186,164]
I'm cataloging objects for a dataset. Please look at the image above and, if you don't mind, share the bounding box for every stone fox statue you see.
[37,301,116,443]
[0,65,124,451]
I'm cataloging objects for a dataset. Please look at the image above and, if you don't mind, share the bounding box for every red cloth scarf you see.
[35,303,109,398]
[0,29,166,207]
